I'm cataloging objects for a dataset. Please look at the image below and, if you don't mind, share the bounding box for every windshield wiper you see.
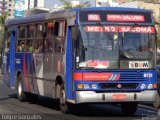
[120,23,138,58]
[96,22,114,41]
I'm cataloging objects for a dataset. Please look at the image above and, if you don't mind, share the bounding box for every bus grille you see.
[99,83,139,89]
[119,72,146,81]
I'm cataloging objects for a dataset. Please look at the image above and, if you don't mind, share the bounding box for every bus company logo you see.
[88,14,100,21]
[129,61,149,69]
[117,84,122,89]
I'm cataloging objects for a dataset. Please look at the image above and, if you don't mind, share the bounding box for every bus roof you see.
[5,7,152,26]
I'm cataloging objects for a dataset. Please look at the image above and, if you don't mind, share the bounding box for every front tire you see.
[121,102,138,115]
[153,94,160,109]
[59,85,73,114]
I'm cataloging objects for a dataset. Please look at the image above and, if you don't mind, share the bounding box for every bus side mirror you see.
[71,26,78,41]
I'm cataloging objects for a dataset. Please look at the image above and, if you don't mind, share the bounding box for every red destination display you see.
[88,14,100,21]
[119,26,154,33]
[107,14,145,22]
[85,26,154,33]
[86,26,117,32]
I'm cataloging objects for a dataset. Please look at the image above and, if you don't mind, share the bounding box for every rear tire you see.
[153,94,160,109]
[121,102,138,115]
[17,79,27,102]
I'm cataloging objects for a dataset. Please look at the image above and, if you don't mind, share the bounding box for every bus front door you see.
[3,30,16,88]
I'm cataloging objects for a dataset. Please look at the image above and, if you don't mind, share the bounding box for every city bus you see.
[2,7,157,114]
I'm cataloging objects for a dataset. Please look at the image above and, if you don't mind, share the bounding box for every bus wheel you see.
[59,85,70,114]
[153,94,160,109]
[121,102,138,115]
[17,80,27,102]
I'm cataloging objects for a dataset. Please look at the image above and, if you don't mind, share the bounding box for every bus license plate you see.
[112,94,127,100]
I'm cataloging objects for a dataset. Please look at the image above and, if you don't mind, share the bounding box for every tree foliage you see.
[59,0,91,9]
[0,12,8,53]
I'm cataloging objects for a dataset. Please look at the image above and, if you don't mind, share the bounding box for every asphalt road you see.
[0,79,159,120]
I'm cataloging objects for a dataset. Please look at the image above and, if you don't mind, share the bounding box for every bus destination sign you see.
[79,11,152,23]
[107,14,145,22]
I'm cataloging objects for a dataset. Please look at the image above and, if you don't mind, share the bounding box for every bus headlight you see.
[92,84,97,89]
[140,84,146,89]
[148,84,153,89]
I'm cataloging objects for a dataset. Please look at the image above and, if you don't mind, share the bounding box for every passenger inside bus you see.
[17,41,25,52]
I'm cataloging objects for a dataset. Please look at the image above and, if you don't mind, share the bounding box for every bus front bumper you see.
[75,90,157,104]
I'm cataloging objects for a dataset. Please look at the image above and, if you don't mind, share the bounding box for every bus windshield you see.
[76,25,155,69]
[119,32,155,60]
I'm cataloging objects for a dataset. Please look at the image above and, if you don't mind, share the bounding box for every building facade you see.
[0,0,7,16]
[1,0,45,19]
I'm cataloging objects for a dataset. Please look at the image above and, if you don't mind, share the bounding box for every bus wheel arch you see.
[55,76,70,113]
[55,76,64,99]
[153,93,160,109]
[16,71,22,89]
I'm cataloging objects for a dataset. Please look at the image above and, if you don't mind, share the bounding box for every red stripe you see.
[115,74,120,81]
[23,54,29,92]
[74,73,82,80]
[74,72,113,81]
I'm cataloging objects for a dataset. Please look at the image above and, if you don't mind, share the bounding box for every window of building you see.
[54,21,66,54]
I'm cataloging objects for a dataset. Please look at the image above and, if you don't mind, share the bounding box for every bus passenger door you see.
[2,29,16,88]
[9,31,16,88]
[43,22,55,97]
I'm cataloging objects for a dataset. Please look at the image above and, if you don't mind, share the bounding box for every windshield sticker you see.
[88,14,100,21]
[129,61,149,69]
[87,60,109,68]
[86,26,117,32]
[107,14,145,22]
[119,26,154,33]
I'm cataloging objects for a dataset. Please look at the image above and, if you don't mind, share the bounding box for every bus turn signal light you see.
[153,84,157,89]
[77,84,83,89]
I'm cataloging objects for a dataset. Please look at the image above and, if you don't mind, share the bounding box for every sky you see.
[45,0,96,9]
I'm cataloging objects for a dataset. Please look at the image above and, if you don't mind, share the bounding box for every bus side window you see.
[4,28,11,52]
[26,24,35,52]
[17,26,26,52]
[44,22,54,52]
[54,21,66,53]
[34,24,43,53]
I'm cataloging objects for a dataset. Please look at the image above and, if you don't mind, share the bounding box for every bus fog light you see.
[140,84,146,89]
[84,84,90,89]
[92,84,97,89]
[148,84,153,89]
